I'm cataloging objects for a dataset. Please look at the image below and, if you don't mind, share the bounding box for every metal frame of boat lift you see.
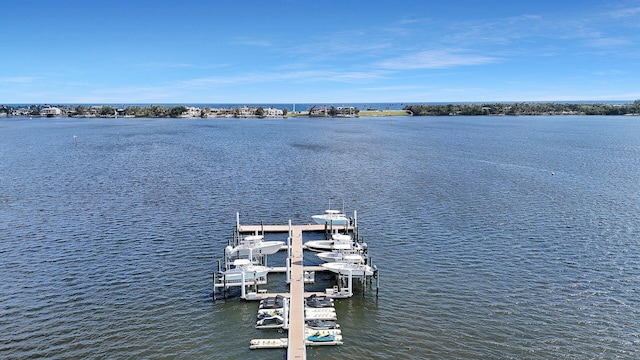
[212,211,380,300]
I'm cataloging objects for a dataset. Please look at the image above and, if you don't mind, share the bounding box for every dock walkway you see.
[287,226,306,360]
[238,223,353,234]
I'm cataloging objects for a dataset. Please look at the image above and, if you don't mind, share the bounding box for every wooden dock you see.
[225,213,364,356]
[270,266,326,273]
[238,223,353,234]
[287,226,306,360]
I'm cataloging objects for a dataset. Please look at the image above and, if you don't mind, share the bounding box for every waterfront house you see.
[41,106,62,117]
[264,107,284,117]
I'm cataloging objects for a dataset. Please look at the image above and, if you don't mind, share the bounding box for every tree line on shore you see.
[0,104,288,118]
[0,104,361,118]
[3,101,640,118]
[403,101,640,116]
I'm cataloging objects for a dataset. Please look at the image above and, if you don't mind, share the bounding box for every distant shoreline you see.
[404,101,640,116]
[1,101,639,118]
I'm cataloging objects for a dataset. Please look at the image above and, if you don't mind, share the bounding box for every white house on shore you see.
[264,107,284,117]
[179,106,202,118]
[41,106,62,117]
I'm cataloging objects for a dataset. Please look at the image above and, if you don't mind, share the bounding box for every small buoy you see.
[551,172,555,176]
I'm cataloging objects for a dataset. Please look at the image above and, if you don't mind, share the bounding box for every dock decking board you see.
[269,266,326,273]
[238,223,353,234]
[287,226,306,360]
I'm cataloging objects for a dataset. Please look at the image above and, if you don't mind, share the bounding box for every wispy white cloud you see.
[284,29,393,62]
[136,62,230,70]
[232,37,272,47]
[358,84,428,92]
[376,49,499,70]
[607,6,640,18]
[0,76,37,84]
[65,85,184,103]
[593,69,625,76]
[585,37,632,48]
[178,69,384,88]
[138,62,194,69]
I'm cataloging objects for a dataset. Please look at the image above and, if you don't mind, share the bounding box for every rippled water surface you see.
[1,116,639,359]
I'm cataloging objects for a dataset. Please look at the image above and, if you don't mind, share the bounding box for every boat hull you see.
[321,262,373,277]
[311,215,349,226]
[220,266,270,281]
[317,251,364,263]
[304,240,334,252]
[231,241,285,257]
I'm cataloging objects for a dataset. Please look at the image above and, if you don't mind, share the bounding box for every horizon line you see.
[2,99,638,106]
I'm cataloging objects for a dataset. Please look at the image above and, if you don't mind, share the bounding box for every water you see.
[1,116,639,359]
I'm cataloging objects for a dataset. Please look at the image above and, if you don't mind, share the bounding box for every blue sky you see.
[1,0,639,104]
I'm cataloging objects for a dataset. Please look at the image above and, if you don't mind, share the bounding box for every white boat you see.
[317,251,364,263]
[219,259,270,281]
[226,235,285,258]
[305,233,355,252]
[316,233,367,262]
[331,234,354,248]
[321,262,374,277]
[304,239,333,252]
[311,209,349,226]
